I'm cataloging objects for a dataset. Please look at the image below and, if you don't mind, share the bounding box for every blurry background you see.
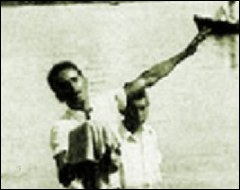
[1,1,239,189]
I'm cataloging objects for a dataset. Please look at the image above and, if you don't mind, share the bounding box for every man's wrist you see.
[184,45,197,57]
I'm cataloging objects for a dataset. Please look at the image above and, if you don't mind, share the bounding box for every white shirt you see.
[50,110,86,157]
[50,88,162,189]
[50,89,126,189]
[50,108,121,189]
[50,88,126,158]
[114,123,162,189]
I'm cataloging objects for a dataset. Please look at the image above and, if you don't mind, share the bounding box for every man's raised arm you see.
[124,29,210,96]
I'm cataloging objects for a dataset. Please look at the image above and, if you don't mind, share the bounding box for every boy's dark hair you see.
[128,89,148,100]
[126,89,149,108]
[47,61,83,102]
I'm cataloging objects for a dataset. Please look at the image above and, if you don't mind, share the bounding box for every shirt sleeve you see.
[50,122,69,157]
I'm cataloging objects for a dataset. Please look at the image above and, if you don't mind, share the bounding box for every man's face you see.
[127,97,149,127]
[57,68,88,110]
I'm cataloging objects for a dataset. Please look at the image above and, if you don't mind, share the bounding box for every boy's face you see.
[126,97,149,129]
[57,68,88,110]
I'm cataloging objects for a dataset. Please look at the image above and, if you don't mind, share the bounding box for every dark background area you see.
[1,1,122,6]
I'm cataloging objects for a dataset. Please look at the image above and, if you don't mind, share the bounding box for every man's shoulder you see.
[144,124,156,134]
[51,112,79,133]
[143,124,158,141]
[53,117,74,127]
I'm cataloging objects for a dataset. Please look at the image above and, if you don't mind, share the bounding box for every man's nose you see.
[70,81,83,92]
[137,110,144,118]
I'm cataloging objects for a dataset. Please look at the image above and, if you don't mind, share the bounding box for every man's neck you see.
[123,120,142,134]
[67,102,92,120]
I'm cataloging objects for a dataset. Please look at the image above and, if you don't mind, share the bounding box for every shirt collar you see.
[65,109,87,125]
[119,121,146,142]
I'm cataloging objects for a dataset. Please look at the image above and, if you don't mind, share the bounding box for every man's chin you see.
[68,100,84,110]
[73,103,85,110]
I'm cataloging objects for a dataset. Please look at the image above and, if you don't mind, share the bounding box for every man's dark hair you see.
[127,89,148,100]
[126,89,149,108]
[123,89,149,128]
[47,61,83,102]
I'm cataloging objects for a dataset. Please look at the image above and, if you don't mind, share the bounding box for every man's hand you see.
[69,180,84,189]
[185,28,211,56]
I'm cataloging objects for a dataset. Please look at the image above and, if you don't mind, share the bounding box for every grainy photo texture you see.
[1,1,239,189]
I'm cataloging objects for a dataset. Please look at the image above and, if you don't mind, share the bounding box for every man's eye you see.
[71,77,78,82]
[139,107,146,111]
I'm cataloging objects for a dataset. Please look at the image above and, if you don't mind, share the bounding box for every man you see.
[114,90,162,189]
[48,29,210,189]
[49,63,121,189]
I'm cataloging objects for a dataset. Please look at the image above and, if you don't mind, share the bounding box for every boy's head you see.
[124,90,150,131]
[47,61,89,110]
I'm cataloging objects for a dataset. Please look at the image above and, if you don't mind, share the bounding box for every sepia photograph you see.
[1,1,239,189]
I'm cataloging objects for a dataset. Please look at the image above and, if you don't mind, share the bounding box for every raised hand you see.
[185,28,212,55]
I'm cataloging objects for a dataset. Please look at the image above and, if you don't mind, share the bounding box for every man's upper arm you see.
[124,51,186,97]
[50,125,62,156]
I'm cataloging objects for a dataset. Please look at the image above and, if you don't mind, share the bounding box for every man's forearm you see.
[125,49,191,95]
[141,49,191,86]
[124,29,210,96]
